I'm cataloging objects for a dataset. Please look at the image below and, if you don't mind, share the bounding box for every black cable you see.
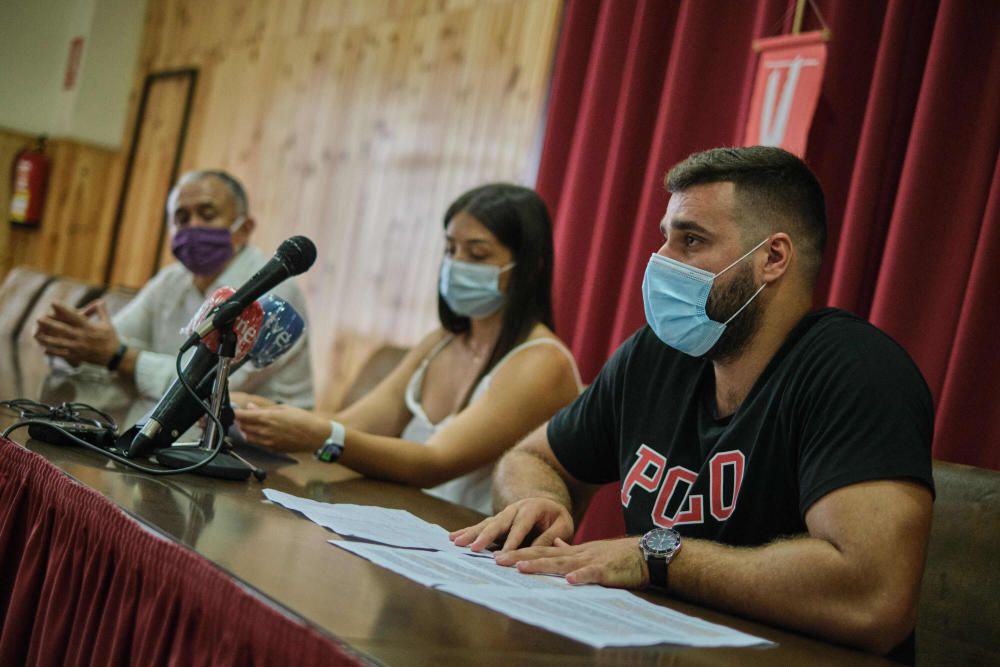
[2,347,229,476]
[0,398,117,431]
[2,418,224,476]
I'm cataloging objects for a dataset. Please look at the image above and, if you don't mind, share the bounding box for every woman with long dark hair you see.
[233,183,581,513]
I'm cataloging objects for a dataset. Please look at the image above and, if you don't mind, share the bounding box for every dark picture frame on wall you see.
[104,68,198,285]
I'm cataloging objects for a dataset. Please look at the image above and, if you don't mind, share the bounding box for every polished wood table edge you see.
[8,440,384,667]
[4,427,894,666]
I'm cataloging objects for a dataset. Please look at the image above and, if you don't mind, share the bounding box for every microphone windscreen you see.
[182,286,263,362]
[276,236,317,276]
[183,287,233,336]
[228,300,264,362]
[248,294,305,368]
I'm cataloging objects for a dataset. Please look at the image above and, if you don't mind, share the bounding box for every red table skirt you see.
[0,436,364,666]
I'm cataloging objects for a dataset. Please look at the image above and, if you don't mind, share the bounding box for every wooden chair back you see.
[340,344,409,409]
[0,267,54,340]
[0,267,54,399]
[14,277,104,399]
[82,285,138,318]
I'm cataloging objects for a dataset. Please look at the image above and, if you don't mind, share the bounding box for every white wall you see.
[0,0,73,135]
[0,0,146,148]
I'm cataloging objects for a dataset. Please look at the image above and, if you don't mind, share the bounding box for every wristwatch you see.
[639,527,682,589]
[106,343,128,372]
[314,420,346,463]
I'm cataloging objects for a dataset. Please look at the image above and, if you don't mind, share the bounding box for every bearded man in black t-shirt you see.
[450,146,934,662]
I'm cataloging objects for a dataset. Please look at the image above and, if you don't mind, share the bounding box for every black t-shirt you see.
[549,308,934,543]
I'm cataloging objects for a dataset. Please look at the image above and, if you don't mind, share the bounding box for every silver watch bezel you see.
[639,527,682,561]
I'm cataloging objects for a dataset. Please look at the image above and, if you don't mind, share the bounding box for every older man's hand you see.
[34,300,120,367]
[496,536,649,589]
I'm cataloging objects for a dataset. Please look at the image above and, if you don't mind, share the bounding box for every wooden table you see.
[2,369,892,666]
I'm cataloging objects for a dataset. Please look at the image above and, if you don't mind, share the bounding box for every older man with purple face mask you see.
[34,170,314,408]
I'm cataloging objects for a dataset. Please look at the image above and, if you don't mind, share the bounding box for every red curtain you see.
[536,0,1000,540]
[0,437,362,667]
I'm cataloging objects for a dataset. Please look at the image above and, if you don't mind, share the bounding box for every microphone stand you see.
[156,326,266,481]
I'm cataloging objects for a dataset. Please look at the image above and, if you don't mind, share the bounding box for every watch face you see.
[641,528,680,557]
[314,441,344,463]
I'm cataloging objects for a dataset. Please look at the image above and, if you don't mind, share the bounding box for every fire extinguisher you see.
[9,136,50,228]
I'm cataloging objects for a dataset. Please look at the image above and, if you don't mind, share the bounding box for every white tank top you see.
[400,335,582,514]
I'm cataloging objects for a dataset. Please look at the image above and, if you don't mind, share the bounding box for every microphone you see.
[181,236,316,352]
[122,293,264,459]
[244,294,306,369]
[153,295,305,480]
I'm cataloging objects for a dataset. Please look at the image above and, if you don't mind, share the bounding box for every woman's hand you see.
[233,403,329,452]
[229,392,277,409]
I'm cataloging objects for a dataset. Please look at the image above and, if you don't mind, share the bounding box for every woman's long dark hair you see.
[437,183,555,408]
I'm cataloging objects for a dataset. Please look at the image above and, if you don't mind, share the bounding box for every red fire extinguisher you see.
[9,136,50,228]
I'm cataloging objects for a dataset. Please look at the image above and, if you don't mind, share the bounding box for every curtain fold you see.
[868,0,1000,398]
[537,0,1000,541]
[827,0,938,315]
[0,437,362,667]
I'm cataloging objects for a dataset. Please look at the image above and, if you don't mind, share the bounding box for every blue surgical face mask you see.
[642,238,769,356]
[440,256,516,318]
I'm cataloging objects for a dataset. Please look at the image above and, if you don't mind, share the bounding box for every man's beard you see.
[704,262,763,362]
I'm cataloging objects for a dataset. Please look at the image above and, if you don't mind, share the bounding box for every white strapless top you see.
[400,335,582,514]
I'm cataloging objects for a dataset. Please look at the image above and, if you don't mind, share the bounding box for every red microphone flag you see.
[182,287,264,362]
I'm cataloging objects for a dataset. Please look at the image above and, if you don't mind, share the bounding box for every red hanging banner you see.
[743,31,828,157]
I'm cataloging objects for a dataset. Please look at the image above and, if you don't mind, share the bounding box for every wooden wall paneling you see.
[300,25,411,408]
[314,11,472,404]
[125,0,563,408]
[297,22,404,406]
[320,1,560,406]
[0,129,120,284]
[41,144,122,283]
[6,142,68,278]
[265,0,480,43]
[108,72,196,289]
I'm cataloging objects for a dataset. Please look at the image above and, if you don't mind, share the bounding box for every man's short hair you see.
[665,146,827,283]
[167,169,249,218]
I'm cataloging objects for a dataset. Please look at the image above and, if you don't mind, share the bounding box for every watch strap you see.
[647,554,669,589]
[106,343,128,371]
[314,420,346,463]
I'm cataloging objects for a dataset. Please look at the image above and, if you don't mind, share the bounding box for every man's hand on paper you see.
[449,497,574,552]
[494,536,649,589]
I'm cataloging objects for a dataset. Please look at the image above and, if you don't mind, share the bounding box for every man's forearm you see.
[115,347,139,379]
[492,448,572,513]
[671,534,919,654]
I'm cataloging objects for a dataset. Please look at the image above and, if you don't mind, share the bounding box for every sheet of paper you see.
[333,542,772,649]
[269,490,772,649]
[437,584,773,649]
[263,488,460,551]
[333,541,572,589]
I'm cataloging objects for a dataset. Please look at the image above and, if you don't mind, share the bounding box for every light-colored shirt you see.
[401,335,582,514]
[112,245,314,408]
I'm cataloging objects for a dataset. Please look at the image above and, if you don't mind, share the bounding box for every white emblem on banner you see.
[758,56,818,146]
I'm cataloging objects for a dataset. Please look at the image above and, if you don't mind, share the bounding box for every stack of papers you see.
[264,489,458,550]
[263,489,773,649]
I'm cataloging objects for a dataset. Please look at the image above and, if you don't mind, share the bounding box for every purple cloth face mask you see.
[171,225,237,276]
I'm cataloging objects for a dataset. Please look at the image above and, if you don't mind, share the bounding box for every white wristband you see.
[315,420,346,463]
